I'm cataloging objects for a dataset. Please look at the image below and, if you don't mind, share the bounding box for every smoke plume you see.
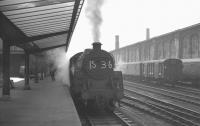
[46,48,70,86]
[86,0,104,42]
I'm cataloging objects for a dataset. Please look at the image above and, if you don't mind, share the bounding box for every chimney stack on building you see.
[146,28,150,40]
[115,35,119,50]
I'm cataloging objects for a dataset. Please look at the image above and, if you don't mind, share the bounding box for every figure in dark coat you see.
[50,68,56,81]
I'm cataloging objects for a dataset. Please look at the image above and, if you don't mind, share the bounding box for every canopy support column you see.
[2,39,10,98]
[24,52,31,90]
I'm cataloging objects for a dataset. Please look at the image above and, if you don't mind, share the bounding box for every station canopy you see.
[0,0,84,53]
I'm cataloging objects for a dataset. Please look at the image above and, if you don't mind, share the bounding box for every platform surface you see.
[0,78,81,126]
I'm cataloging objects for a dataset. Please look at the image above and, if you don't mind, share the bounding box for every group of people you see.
[30,63,57,82]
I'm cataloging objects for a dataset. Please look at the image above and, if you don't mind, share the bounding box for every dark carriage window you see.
[170,38,179,58]
[130,47,134,62]
[163,40,170,58]
[157,41,164,59]
[141,44,145,61]
[127,48,131,62]
[182,36,191,59]
[191,34,199,58]
[125,49,128,62]
[144,43,150,61]
[136,46,140,61]
[149,43,155,60]
[129,47,134,62]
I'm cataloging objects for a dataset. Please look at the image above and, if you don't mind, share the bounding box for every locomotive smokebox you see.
[92,42,102,51]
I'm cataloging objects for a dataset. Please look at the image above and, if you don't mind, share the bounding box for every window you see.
[182,36,191,59]
[191,34,199,58]
[170,38,179,58]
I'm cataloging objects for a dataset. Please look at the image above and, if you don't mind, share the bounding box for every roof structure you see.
[0,0,85,53]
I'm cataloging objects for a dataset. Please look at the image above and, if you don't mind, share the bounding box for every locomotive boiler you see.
[69,42,123,109]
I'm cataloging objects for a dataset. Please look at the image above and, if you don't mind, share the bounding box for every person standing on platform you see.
[50,68,56,81]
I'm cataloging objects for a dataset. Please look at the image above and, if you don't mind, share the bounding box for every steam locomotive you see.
[69,42,123,109]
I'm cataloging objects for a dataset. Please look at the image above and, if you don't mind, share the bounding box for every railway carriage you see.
[115,58,182,84]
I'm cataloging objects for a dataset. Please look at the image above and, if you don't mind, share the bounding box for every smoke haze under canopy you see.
[46,48,70,85]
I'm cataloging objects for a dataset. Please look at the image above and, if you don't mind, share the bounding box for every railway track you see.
[76,80,200,126]
[81,108,139,126]
[124,81,200,106]
[122,95,200,126]
[125,80,200,97]
[171,83,200,96]
[122,80,200,126]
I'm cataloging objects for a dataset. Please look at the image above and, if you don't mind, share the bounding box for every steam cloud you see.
[114,58,126,73]
[46,48,70,85]
[86,0,104,42]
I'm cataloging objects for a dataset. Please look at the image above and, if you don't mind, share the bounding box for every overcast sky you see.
[67,0,200,57]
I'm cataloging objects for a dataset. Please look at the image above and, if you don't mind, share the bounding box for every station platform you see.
[0,77,81,126]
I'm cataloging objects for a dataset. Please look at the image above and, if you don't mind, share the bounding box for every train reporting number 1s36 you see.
[89,60,113,70]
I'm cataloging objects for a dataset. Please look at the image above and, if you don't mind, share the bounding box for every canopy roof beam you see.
[66,0,81,51]
[0,12,27,41]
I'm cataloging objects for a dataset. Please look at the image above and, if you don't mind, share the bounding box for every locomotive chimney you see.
[146,28,150,40]
[115,35,119,50]
[92,42,102,50]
